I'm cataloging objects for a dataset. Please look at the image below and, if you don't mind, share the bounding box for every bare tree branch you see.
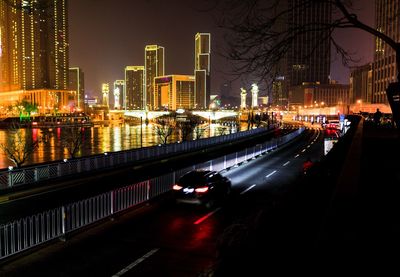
[213,0,400,84]
[0,123,41,168]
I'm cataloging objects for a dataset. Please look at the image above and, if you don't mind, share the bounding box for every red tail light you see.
[195,187,209,193]
[173,184,183,190]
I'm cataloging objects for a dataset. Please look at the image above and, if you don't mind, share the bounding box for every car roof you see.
[178,170,218,184]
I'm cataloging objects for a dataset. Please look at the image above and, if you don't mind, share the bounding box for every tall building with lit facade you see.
[145,45,164,110]
[194,33,210,109]
[373,0,399,104]
[287,1,331,86]
[0,0,71,113]
[69,67,85,111]
[113,80,124,110]
[102,83,109,107]
[154,75,195,111]
[125,66,145,110]
[272,1,332,108]
[289,82,350,108]
[350,64,372,104]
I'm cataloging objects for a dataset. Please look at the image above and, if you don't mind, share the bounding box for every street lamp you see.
[208,115,211,138]
[140,116,143,148]
[357,99,362,113]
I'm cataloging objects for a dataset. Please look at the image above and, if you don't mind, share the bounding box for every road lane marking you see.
[266,170,277,178]
[112,248,159,277]
[282,161,290,166]
[301,149,306,152]
[294,154,300,158]
[240,184,256,195]
[194,208,221,225]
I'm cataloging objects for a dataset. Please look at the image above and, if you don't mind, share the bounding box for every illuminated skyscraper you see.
[102,83,109,107]
[113,80,124,110]
[273,1,331,108]
[145,45,164,110]
[125,66,145,110]
[0,0,71,113]
[286,0,331,87]
[69,67,85,111]
[154,75,195,111]
[373,0,399,104]
[194,33,210,109]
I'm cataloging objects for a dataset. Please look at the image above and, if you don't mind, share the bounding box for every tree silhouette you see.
[176,114,202,142]
[155,117,176,145]
[61,127,84,159]
[0,123,41,168]
[212,0,399,82]
[211,0,400,126]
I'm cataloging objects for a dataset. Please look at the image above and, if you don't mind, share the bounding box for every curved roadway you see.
[1,127,324,276]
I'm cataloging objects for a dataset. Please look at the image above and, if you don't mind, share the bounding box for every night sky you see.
[69,0,374,99]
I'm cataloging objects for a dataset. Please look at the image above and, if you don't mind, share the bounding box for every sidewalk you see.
[205,118,400,276]
[316,121,400,269]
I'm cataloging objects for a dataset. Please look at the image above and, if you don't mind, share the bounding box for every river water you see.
[0,122,247,169]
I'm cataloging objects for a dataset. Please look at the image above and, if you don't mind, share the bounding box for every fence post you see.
[224,155,227,170]
[8,171,13,188]
[234,152,238,167]
[60,206,66,242]
[146,180,150,201]
[110,191,114,216]
[34,168,39,182]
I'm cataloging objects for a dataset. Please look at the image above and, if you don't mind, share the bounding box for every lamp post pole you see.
[140,116,143,148]
[209,115,211,138]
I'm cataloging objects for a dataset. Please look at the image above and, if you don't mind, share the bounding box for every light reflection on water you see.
[0,122,246,169]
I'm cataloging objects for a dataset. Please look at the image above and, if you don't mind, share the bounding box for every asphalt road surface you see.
[0,128,323,276]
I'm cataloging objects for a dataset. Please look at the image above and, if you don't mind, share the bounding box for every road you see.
[0,127,324,276]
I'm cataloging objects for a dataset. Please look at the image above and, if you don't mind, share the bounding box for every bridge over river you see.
[119,109,239,121]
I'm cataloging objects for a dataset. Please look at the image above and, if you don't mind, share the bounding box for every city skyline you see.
[69,0,374,98]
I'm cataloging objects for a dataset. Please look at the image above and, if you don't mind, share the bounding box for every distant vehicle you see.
[324,119,341,130]
[172,170,231,208]
[302,157,314,174]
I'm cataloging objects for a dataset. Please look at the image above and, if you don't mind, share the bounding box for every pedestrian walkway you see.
[206,116,400,275]
[315,120,400,270]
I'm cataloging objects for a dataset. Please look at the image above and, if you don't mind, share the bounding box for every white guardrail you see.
[0,126,278,190]
[0,127,304,260]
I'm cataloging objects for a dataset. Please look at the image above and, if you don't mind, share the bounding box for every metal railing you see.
[0,126,277,190]
[0,127,304,260]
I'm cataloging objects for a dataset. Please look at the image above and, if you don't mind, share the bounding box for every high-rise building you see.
[286,1,331,87]
[125,66,145,110]
[69,67,85,111]
[194,33,211,109]
[272,1,332,108]
[350,64,373,104]
[289,82,350,108]
[145,45,164,110]
[113,80,124,110]
[373,0,399,104]
[154,75,195,111]
[102,83,109,107]
[0,0,71,113]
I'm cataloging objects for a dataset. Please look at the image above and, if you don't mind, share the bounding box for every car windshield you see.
[178,171,213,186]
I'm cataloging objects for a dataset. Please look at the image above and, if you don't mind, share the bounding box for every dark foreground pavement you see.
[204,118,400,276]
